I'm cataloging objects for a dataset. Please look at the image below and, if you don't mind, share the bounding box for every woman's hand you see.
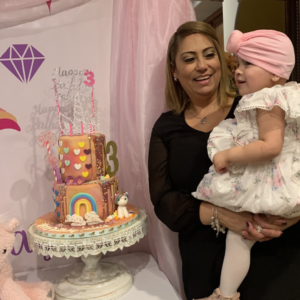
[243,214,300,241]
[213,150,230,174]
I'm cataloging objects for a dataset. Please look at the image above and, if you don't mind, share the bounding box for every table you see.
[16,252,182,300]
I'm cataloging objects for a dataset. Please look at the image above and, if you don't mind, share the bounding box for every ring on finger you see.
[256,225,262,233]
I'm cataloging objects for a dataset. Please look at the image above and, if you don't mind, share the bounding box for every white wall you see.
[194,1,222,21]
[223,0,239,51]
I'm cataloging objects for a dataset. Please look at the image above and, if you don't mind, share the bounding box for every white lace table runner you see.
[27,209,148,258]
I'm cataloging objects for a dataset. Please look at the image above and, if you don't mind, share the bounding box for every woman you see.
[148,21,300,300]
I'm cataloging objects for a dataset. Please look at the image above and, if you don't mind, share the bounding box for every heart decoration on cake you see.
[61,168,65,174]
[85,164,92,169]
[78,142,85,148]
[79,156,86,162]
[64,148,69,154]
[59,141,63,147]
[65,160,70,166]
[55,190,59,196]
[60,155,63,160]
[74,164,82,170]
[84,149,91,155]
[74,149,80,155]
[82,171,89,177]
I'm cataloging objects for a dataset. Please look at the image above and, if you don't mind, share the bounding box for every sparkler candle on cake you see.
[38,131,62,183]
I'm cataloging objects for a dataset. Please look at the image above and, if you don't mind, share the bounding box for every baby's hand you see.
[213,151,230,174]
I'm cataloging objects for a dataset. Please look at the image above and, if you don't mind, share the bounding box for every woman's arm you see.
[201,202,254,236]
[148,123,203,233]
[200,202,284,241]
[214,107,286,173]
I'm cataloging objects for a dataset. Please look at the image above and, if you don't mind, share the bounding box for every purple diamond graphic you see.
[24,47,32,58]
[0,48,10,59]
[13,44,28,57]
[12,60,24,81]
[24,59,33,82]
[1,61,22,82]
[11,48,19,58]
[29,57,45,82]
[29,59,44,82]
[31,46,44,58]
[0,44,45,83]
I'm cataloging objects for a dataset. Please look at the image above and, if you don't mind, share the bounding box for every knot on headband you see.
[226,30,243,54]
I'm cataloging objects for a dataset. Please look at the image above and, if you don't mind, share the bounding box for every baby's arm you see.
[214,107,285,172]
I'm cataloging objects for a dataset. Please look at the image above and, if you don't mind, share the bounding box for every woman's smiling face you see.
[173,33,221,102]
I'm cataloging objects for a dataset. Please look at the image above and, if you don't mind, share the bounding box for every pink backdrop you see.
[110,0,195,297]
[0,0,91,29]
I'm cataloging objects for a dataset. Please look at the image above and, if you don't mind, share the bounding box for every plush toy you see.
[0,218,54,300]
[224,51,238,92]
[115,192,129,219]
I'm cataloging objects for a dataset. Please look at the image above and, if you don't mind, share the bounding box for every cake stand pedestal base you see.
[55,254,133,300]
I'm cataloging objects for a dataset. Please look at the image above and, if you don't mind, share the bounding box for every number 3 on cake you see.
[106,141,119,177]
[83,71,95,86]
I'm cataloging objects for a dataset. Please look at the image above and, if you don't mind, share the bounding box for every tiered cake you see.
[54,134,117,223]
[33,69,138,239]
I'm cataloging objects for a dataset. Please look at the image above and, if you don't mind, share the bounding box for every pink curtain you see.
[110,0,195,298]
[0,0,90,29]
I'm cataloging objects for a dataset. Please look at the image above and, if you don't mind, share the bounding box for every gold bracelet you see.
[211,206,226,237]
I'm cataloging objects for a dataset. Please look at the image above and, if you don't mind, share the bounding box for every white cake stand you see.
[27,209,148,300]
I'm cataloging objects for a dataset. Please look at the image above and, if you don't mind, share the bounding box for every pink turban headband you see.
[226,30,295,79]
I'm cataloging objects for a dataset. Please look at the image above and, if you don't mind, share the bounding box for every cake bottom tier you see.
[53,177,118,223]
[33,204,138,239]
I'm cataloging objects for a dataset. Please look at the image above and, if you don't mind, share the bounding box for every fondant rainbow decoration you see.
[69,193,98,216]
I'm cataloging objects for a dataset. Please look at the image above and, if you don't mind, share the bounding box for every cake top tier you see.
[59,133,107,183]
[38,68,120,184]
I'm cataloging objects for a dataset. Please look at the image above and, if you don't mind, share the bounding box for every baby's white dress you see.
[193,82,300,217]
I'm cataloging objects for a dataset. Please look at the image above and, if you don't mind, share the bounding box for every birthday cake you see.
[33,68,138,239]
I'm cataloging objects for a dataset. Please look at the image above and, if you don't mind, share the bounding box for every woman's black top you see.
[148,97,300,300]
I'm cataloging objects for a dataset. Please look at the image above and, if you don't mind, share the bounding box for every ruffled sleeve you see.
[235,82,300,120]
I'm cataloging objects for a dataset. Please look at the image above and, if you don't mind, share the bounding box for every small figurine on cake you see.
[115,191,130,219]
